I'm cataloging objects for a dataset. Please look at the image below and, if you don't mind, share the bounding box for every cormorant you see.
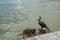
[38,16,50,30]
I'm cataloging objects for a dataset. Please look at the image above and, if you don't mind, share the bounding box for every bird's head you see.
[39,16,41,19]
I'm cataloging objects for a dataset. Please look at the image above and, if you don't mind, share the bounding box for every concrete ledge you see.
[24,31,60,40]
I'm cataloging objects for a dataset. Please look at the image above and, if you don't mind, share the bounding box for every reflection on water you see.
[0,0,60,40]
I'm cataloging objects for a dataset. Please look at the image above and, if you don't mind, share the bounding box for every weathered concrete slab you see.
[24,31,60,40]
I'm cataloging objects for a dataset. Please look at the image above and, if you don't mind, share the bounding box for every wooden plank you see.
[24,31,60,40]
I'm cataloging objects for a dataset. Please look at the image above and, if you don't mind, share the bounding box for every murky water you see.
[0,0,60,40]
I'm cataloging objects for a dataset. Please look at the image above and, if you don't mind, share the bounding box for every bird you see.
[38,16,50,30]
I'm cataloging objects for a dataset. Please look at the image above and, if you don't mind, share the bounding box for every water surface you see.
[0,0,60,40]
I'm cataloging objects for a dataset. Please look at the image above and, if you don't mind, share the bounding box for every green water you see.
[0,0,60,40]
